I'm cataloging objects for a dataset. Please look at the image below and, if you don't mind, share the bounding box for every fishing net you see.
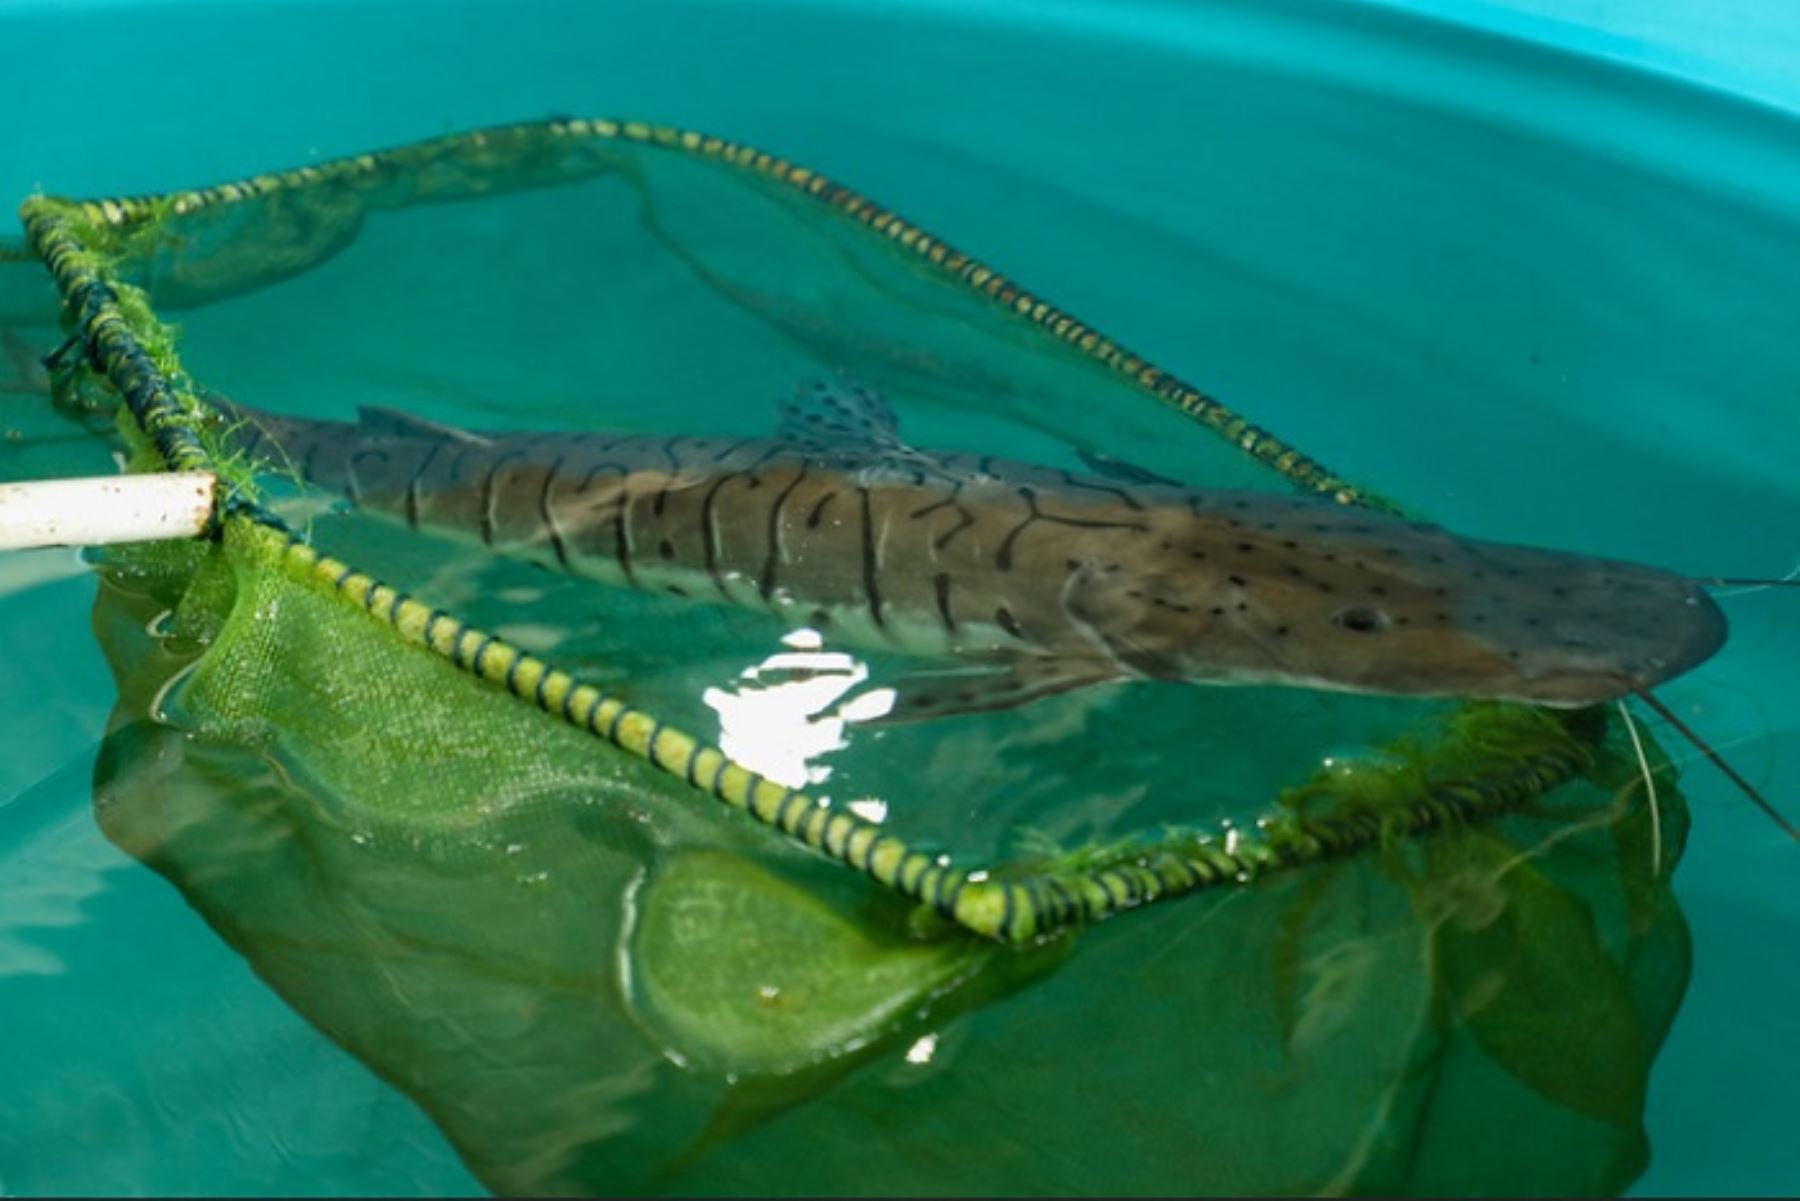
[6,119,1691,1194]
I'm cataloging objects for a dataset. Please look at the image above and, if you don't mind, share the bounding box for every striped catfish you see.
[227,381,1797,838]
[226,379,1733,706]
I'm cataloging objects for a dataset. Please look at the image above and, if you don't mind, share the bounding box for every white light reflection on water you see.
[702,627,896,790]
[847,798,887,824]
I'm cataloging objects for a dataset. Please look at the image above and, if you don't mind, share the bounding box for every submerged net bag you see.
[8,120,1690,1195]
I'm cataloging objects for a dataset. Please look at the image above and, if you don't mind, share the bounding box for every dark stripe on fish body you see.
[709,436,756,464]
[933,499,976,551]
[537,455,571,568]
[559,460,632,570]
[995,487,1039,572]
[479,451,526,547]
[761,466,809,602]
[807,490,838,529]
[1061,470,1145,511]
[700,472,742,598]
[382,439,466,531]
[934,572,956,631]
[911,494,956,519]
[995,605,1023,639]
[442,439,484,490]
[643,437,699,515]
[858,486,885,629]
[497,454,565,553]
[346,449,391,507]
[301,437,326,485]
[613,500,635,583]
[576,460,635,494]
[404,441,444,529]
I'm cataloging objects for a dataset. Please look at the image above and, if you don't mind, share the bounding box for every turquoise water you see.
[3,1,1798,1194]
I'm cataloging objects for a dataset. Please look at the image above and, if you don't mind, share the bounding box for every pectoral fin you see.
[858,655,1123,723]
[1075,445,1184,488]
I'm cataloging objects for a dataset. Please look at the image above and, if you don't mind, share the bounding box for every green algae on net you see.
[18,119,1689,1193]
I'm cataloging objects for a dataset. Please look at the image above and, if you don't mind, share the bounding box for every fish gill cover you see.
[10,120,1687,1194]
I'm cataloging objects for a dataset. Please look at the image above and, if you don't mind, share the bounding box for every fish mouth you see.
[1507,608,1727,707]
[1500,579,1730,706]
[1501,670,1637,708]
[1626,590,1730,690]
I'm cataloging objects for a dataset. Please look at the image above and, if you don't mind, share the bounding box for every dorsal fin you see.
[776,378,904,452]
[777,379,990,488]
[356,405,491,445]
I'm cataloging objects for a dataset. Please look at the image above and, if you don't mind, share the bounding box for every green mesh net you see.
[7,119,1690,1195]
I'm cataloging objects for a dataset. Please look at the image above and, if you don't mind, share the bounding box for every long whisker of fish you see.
[1490,802,1620,884]
[1631,687,1799,842]
[1616,698,1662,876]
[1702,565,1800,598]
[1657,728,1773,773]
[1596,721,1767,799]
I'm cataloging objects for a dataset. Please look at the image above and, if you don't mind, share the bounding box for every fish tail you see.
[212,400,358,494]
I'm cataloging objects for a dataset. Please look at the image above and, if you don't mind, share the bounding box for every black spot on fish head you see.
[1415,540,1730,704]
[1157,502,1725,705]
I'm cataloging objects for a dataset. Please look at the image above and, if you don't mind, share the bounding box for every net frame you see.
[16,117,1605,943]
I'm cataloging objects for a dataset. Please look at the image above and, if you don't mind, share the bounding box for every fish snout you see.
[1506,572,1727,703]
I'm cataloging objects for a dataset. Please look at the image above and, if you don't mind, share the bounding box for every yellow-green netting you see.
[11,118,1691,1194]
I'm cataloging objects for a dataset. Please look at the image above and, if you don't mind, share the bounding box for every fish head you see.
[1431,538,1727,704]
[1113,497,1727,706]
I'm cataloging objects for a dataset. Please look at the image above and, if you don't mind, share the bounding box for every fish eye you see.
[1334,607,1390,634]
